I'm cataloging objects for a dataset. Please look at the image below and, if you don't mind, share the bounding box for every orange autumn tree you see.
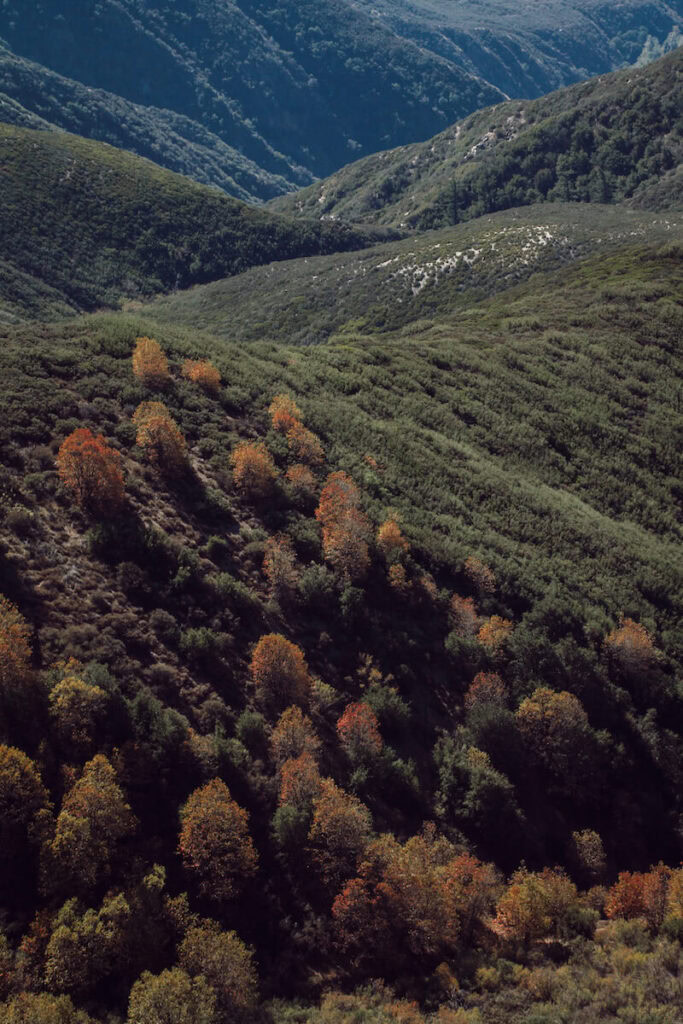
[181,359,221,394]
[279,751,322,809]
[449,595,479,637]
[332,828,498,968]
[464,557,496,596]
[132,336,169,387]
[605,863,672,930]
[286,422,325,466]
[269,394,302,434]
[307,778,373,888]
[494,867,579,945]
[315,471,371,582]
[604,616,656,673]
[0,595,32,697]
[387,563,410,595]
[286,463,317,501]
[250,634,310,711]
[666,866,683,919]
[464,672,508,712]
[377,519,409,565]
[375,831,496,956]
[262,535,299,600]
[604,870,649,922]
[133,402,187,476]
[516,687,591,781]
[230,442,277,500]
[477,615,513,650]
[336,702,383,763]
[57,428,125,516]
[270,706,321,766]
[48,675,108,758]
[179,779,258,904]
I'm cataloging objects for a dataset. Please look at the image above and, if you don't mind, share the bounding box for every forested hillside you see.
[351,0,683,97]
[0,0,501,196]
[0,0,680,199]
[0,235,681,1023]
[271,47,683,228]
[0,124,386,322]
[0,43,292,203]
[0,22,682,1024]
[2,49,679,328]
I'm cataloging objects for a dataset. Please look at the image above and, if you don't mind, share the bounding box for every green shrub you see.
[179,627,227,666]
[149,609,180,645]
[213,572,260,612]
[4,506,34,537]
[236,710,269,757]
[297,565,336,609]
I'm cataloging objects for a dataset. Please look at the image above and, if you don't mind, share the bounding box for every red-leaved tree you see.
[336,703,383,763]
[57,429,124,516]
[464,672,508,712]
[269,394,302,434]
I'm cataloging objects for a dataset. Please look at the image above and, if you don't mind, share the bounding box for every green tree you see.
[0,993,95,1024]
[127,968,216,1024]
[42,756,135,897]
[179,921,258,1019]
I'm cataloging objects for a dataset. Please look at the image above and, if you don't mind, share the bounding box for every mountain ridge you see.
[0,0,681,200]
[269,46,683,227]
[0,122,393,323]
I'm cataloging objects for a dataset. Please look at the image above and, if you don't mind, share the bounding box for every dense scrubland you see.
[0,235,681,1023]
[145,204,681,344]
[0,123,389,322]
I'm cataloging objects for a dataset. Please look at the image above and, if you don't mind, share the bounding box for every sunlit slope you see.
[145,205,682,344]
[0,240,680,987]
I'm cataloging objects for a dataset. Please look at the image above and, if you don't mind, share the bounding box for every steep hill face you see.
[0,248,681,1022]
[0,0,680,199]
[270,47,683,227]
[352,0,683,97]
[0,44,293,203]
[0,0,501,194]
[0,124,389,324]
